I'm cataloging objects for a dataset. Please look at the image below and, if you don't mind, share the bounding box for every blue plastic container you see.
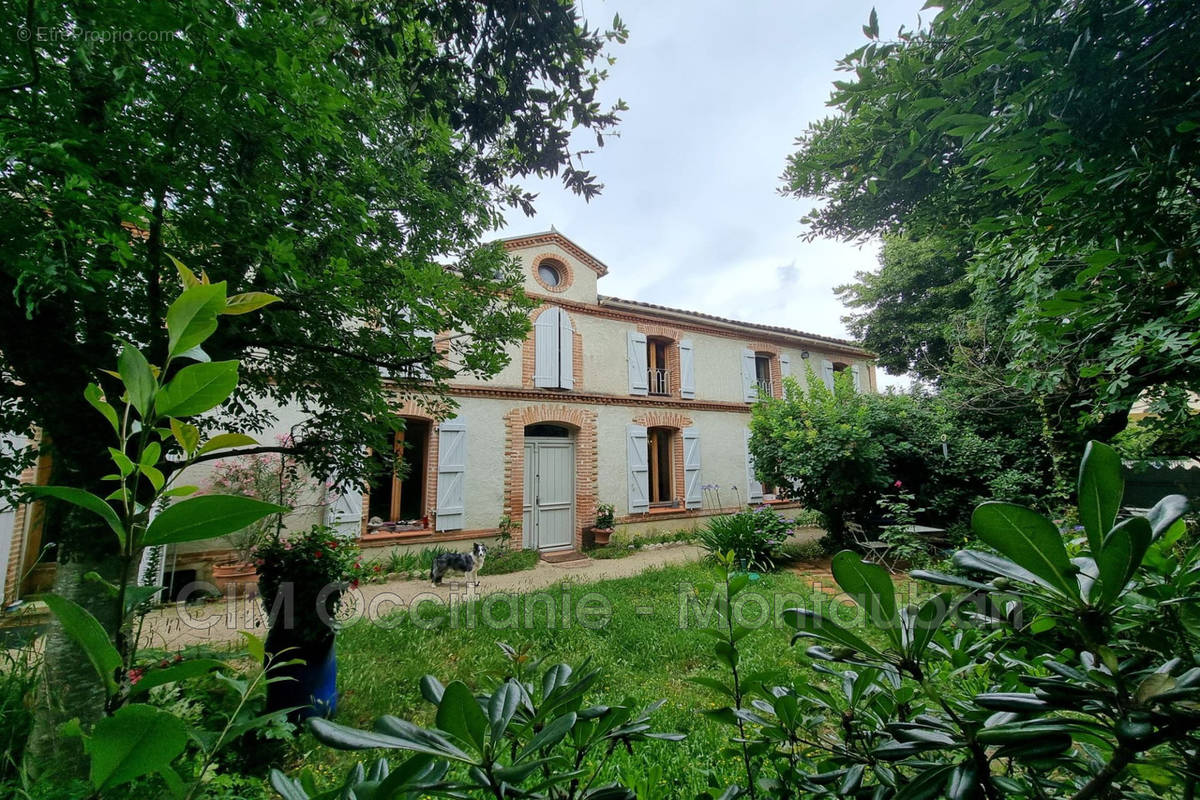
[264,626,338,723]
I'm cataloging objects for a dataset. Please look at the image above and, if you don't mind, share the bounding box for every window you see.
[366,419,431,526]
[647,337,670,396]
[647,427,675,506]
[533,306,574,390]
[538,263,561,287]
[754,354,772,398]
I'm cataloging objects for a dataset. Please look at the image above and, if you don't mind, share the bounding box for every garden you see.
[3,0,1199,798]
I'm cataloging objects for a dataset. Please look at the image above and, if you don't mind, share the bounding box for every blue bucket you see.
[264,626,338,723]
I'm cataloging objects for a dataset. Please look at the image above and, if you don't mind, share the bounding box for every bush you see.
[698,507,791,571]
[477,548,539,576]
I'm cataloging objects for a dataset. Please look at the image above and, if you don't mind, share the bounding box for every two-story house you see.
[336,230,875,556]
[1,231,874,601]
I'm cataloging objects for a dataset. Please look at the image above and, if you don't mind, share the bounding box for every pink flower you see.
[128,667,144,685]
[893,480,903,488]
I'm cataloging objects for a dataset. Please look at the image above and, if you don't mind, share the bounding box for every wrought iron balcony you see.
[648,368,670,396]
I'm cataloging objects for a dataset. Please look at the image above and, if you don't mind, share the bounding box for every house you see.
[1,231,874,602]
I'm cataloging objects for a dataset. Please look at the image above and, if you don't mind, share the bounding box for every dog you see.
[431,543,487,587]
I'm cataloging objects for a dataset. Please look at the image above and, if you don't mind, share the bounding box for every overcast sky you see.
[495,1,929,388]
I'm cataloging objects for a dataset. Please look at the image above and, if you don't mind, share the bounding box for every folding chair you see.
[845,520,898,572]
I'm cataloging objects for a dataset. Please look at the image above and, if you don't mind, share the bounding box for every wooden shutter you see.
[741,349,757,402]
[534,307,560,388]
[627,424,649,513]
[679,339,695,399]
[557,309,574,390]
[627,331,648,395]
[326,481,365,536]
[436,420,467,531]
[821,359,835,391]
[683,427,702,509]
[851,364,862,392]
[745,428,763,504]
[779,353,791,380]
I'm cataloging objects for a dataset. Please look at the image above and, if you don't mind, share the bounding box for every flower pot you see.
[211,561,258,598]
[590,527,614,547]
[264,625,338,723]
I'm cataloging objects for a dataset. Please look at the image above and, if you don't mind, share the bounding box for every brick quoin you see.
[502,404,597,550]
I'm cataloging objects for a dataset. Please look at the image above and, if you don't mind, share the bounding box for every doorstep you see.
[539,549,590,566]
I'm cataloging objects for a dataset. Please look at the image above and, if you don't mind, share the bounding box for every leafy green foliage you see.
[478,548,540,577]
[784,0,1200,451]
[273,645,681,799]
[697,508,793,572]
[698,442,1197,798]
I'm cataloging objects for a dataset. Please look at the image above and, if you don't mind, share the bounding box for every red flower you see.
[329,541,338,549]
[350,579,360,589]
[128,667,144,685]
[373,564,382,572]
[314,550,323,558]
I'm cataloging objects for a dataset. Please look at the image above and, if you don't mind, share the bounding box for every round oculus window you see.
[538,263,561,287]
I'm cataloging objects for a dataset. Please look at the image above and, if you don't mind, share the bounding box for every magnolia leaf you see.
[141,495,287,547]
[117,344,157,419]
[42,593,122,696]
[86,704,188,790]
[830,550,899,646]
[169,418,201,455]
[972,502,1079,601]
[1078,440,1123,552]
[195,432,259,456]
[23,486,125,548]
[155,361,239,418]
[169,254,202,289]
[165,282,226,359]
[435,681,487,752]
[222,291,281,315]
[84,383,119,433]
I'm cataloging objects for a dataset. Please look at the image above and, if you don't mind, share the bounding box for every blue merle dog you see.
[431,542,487,587]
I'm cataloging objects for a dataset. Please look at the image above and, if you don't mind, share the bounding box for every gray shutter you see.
[683,427,702,509]
[779,353,791,380]
[557,308,574,390]
[534,308,559,388]
[436,420,466,531]
[627,331,648,396]
[821,359,835,391]
[745,428,763,504]
[851,364,862,392]
[679,339,695,399]
[627,424,649,513]
[741,349,758,402]
[326,481,365,537]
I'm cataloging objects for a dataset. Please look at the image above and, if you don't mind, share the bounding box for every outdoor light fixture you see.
[800,350,810,359]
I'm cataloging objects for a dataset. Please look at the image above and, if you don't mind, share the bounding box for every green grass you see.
[284,561,875,797]
[478,548,539,576]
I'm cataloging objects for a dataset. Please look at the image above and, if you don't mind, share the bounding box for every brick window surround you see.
[503,404,598,550]
[637,323,683,397]
[632,411,693,510]
[522,304,584,390]
[360,398,442,535]
[531,253,574,293]
[747,341,783,399]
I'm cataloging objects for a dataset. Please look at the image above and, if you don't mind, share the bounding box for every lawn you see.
[285,559,868,798]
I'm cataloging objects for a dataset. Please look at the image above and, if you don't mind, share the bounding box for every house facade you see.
[1,231,874,602]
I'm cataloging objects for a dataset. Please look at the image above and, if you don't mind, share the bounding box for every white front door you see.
[522,438,575,550]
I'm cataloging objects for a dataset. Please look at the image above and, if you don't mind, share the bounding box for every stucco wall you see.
[513,243,600,305]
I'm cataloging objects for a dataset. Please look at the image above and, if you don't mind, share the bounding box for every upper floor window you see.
[647,337,671,396]
[533,306,574,390]
[754,354,772,398]
[533,257,572,293]
[822,360,862,391]
[741,349,777,401]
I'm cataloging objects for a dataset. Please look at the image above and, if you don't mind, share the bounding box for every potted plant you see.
[255,524,359,722]
[207,452,300,595]
[589,503,616,548]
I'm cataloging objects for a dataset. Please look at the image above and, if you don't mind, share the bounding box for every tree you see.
[836,234,973,382]
[783,0,1200,454]
[0,0,627,776]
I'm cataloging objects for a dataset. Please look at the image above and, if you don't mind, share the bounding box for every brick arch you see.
[532,252,575,293]
[521,304,584,390]
[631,411,693,429]
[502,404,598,549]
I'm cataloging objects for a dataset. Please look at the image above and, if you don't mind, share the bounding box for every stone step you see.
[540,549,590,565]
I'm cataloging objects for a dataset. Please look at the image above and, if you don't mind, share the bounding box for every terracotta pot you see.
[590,527,614,547]
[212,561,258,598]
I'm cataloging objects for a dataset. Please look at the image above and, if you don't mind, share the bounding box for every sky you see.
[495,0,930,389]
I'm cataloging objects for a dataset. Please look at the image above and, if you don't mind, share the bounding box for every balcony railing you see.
[648,368,670,396]
[756,379,773,398]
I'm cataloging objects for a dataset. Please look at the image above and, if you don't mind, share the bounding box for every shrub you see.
[477,548,539,576]
[698,508,791,572]
[698,441,1198,799]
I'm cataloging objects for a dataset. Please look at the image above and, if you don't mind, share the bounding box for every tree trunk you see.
[25,548,124,779]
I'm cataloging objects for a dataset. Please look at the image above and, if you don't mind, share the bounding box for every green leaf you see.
[139,463,166,491]
[907,592,952,660]
[84,383,119,433]
[165,283,226,359]
[42,594,122,696]
[830,550,899,646]
[169,255,201,289]
[169,418,200,455]
[122,584,164,617]
[241,630,267,663]
[783,608,884,660]
[108,447,135,477]
[1094,516,1151,606]
[971,502,1079,601]
[141,495,287,547]
[24,486,125,548]
[129,659,225,696]
[86,704,188,790]
[1146,494,1189,539]
[487,681,520,741]
[435,680,487,753]
[155,361,239,418]
[222,291,281,315]
[1078,440,1123,552]
[117,344,157,419]
[195,432,259,456]
[517,711,576,760]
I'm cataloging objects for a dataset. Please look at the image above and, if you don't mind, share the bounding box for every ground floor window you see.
[366,418,430,524]
[647,426,675,505]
